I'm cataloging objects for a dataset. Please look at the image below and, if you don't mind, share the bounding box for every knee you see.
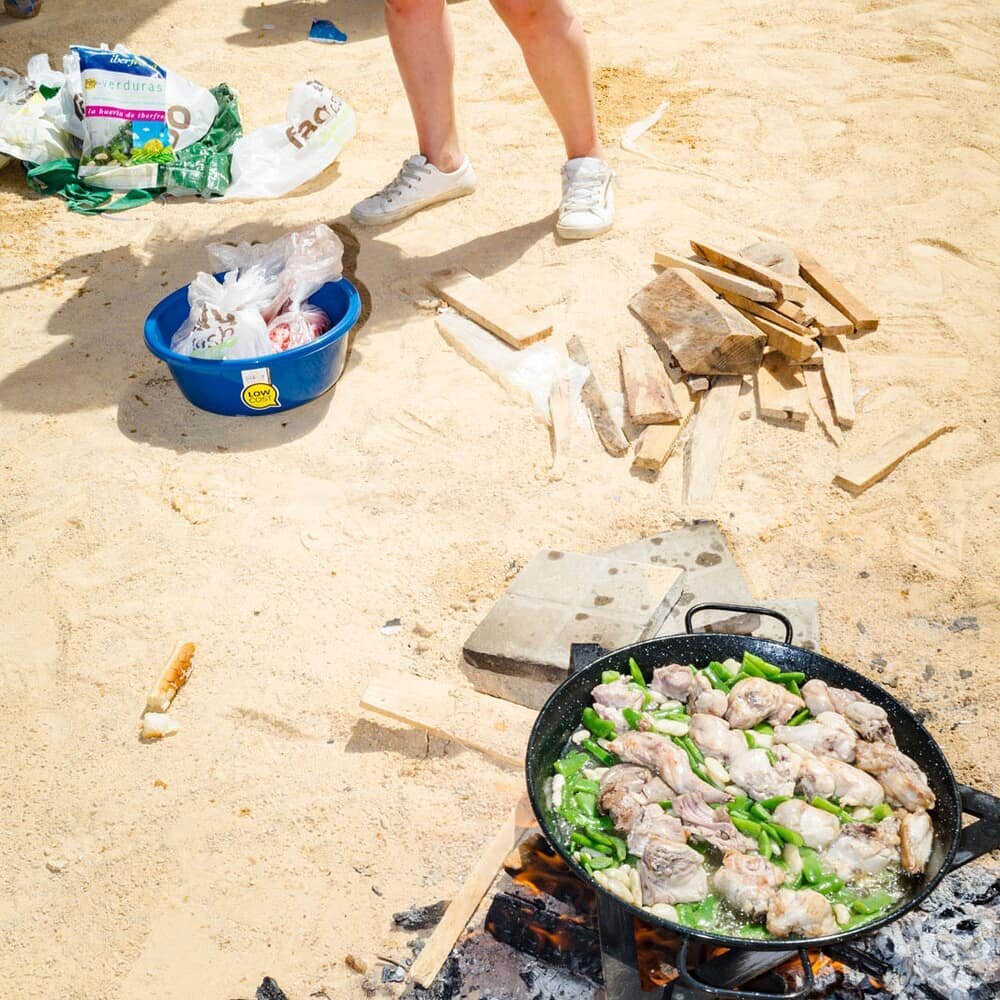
[493,0,559,37]
[385,0,437,18]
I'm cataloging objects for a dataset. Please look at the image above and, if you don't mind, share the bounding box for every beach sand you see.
[0,1,997,996]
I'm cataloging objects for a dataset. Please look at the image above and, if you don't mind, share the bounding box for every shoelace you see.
[378,158,434,203]
[562,170,608,212]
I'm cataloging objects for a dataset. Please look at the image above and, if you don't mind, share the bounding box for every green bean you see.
[787,708,811,726]
[602,833,628,863]
[741,660,768,679]
[783,873,805,890]
[554,752,589,777]
[811,796,852,823]
[652,709,691,722]
[582,739,615,766]
[730,795,753,814]
[851,890,894,915]
[758,828,774,858]
[571,831,612,855]
[681,735,705,764]
[870,803,893,822]
[787,679,802,698]
[800,848,824,884]
[753,722,775,735]
[760,795,790,810]
[764,748,777,767]
[581,850,615,870]
[725,671,751,689]
[601,670,621,685]
[811,874,845,895]
[776,671,806,684]
[732,815,762,838]
[707,660,731,685]
[744,731,757,749]
[659,800,672,812]
[767,823,804,847]
[743,652,783,678]
[622,708,643,731]
[749,802,772,823]
[582,708,616,740]
[567,776,601,796]
[676,896,716,928]
[736,926,772,940]
[629,658,647,688]
[575,792,598,817]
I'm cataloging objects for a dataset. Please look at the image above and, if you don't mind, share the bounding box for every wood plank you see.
[690,240,811,303]
[631,268,765,375]
[717,289,815,338]
[566,336,629,457]
[426,268,552,349]
[653,251,779,304]
[774,299,814,326]
[834,417,954,493]
[620,343,681,424]
[803,366,844,445]
[548,380,572,478]
[795,248,880,332]
[684,375,743,503]
[632,424,682,473]
[821,334,855,428]
[360,670,536,767]
[744,312,818,362]
[410,797,537,988]
[755,353,808,422]
[800,286,853,337]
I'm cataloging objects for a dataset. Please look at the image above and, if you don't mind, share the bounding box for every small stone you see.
[380,965,405,984]
[738,409,751,420]
[959,669,973,679]
[859,571,870,579]
[380,618,402,636]
[345,955,367,974]
[413,623,435,639]
[923,664,935,680]
[948,616,979,633]
[371,885,383,896]
[360,979,377,996]
[856,621,867,635]
[256,977,289,1000]
[46,858,68,874]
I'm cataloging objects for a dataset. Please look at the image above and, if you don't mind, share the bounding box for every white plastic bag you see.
[170,269,276,360]
[0,65,75,164]
[267,303,330,352]
[224,81,355,200]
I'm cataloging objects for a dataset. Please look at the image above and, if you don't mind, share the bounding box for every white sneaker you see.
[557,157,615,240]
[351,154,477,226]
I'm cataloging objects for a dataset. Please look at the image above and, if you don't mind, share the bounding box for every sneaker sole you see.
[556,219,614,240]
[351,183,476,227]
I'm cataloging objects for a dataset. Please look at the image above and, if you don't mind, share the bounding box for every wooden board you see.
[566,336,629,457]
[744,312,818,362]
[633,423,683,472]
[795,248,879,332]
[821,334,855,428]
[800,286,854,337]
[426,268,552,349]
[684,375,743,503]
[631,268,765,376]
[690,240,810,303]
[410,796,537,988]
[755,353,808,422]
[803,365,844,445]
[620,343,681,423]
[361,671,536,767]
[653,251,779,304]
[718,289,815,339]
[834,417,953,493]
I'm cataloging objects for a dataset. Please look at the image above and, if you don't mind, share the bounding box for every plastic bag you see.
[267,304,330,352]
[0,65,75,164]
[223,81,355,200]
[170,269,276,360]
[164,83,241,197]
[73,45,173,191]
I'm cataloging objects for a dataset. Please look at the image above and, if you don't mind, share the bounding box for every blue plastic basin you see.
[144,276,362,416]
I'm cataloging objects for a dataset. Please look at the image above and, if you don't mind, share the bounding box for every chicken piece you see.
[797,755,837,799]
[844,701,896,745]
[899,810,933,874]
[672,792,756,854]
[774,711,857,763]
[766,888,839,938]
[626,804,686,857]
[725,677,805,729]
[607,731,730,803]
[823,757,885,807]
[801,678,866,717]
[591,677,644,731]
[689,672,728,717]
[711,852,786,918]
[689,714,746,763]
[853,742,936,811]
[638,837,709,906]
[772,799,841,849]
[728,745,800,801]
[650,663,694,700]
[822,817,900,879]
[643,775,673,805]
[599,765,652,832]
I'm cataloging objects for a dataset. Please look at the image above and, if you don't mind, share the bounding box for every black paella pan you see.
[525,603,1000,999]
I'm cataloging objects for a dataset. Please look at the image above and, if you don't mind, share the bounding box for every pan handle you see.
[672,939,814,999]
[685,602,794,645]
[947,784,1000,872]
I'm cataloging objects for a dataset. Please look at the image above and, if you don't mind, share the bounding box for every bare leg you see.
[491,0,603,161]
[384,0,464,172]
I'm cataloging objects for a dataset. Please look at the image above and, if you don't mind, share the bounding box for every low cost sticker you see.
[240,367,281,410]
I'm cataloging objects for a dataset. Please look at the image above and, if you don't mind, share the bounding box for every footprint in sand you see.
[903,239,985,302]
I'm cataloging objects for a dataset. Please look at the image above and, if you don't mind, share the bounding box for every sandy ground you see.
[1,1,998,997]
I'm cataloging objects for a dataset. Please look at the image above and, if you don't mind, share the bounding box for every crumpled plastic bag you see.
[170,268,276,360]
[223,81,355,200]
[0,64,76,164]
[172,224,344,360]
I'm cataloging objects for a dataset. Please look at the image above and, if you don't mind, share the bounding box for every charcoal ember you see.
[393,900,450,930]
[485,891,601,983]
[401,956,461,1000]
[381,964,405,983]
[256,977,288,1000]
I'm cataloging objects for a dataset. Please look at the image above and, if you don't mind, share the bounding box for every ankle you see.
[424,149,465,174]
[566,141,605,163]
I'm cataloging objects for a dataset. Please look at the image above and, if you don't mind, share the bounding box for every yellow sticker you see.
[241,382,280,410]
